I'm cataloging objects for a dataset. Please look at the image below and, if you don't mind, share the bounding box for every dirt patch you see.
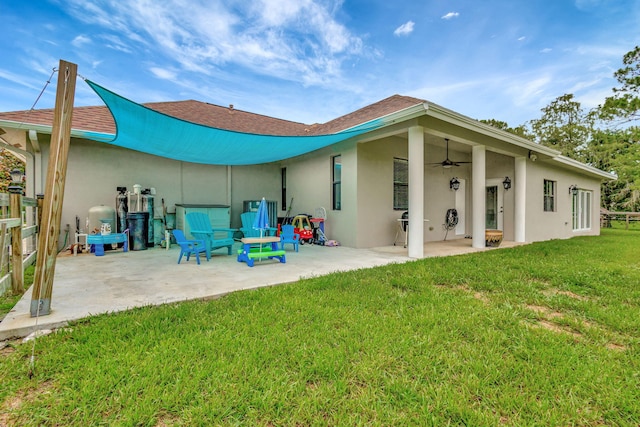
[155,413,181,427]
[0,340,17,357]
[473,292,489,304]
[533,320,583,338]
[0,380,54,425]
[526,305,564,318]
[606,342,627,351]
[542,288,590,301]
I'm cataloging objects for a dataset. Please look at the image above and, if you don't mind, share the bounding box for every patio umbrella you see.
[253,197,270,238]
[252,198,270,257]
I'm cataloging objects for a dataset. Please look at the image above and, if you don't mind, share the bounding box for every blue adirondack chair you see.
[279,224,299,252]
[186,212,236,258]
[240,212,278,238]
[172,229,208,264]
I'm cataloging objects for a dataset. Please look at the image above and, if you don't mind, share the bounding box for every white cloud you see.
[517,36,526,41]
[150,67,178,81]
[441,12,459,20]
[61,0,365,89]
[394,21,415,37]
[71,35,91,47]
[540,48,552,53]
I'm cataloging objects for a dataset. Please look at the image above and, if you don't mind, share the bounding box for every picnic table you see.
[237,236,285,267]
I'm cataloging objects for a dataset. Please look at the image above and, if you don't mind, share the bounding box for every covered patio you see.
[0,239,524,340]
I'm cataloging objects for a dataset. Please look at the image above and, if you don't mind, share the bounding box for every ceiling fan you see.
[429,138,471,168]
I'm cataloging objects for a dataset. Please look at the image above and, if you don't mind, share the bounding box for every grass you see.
[1,229,639,426]
[0,266,34,320]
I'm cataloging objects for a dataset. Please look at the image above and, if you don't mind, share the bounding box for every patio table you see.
[237,236,285,267]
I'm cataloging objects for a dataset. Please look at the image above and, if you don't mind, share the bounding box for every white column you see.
[514,156,526,242]
[408,126,424,258]
[472,145,486,249]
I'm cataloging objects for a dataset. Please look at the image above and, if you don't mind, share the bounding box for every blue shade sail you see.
[84,80,383,165]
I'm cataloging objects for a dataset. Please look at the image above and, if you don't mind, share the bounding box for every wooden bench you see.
[237,236,286,267]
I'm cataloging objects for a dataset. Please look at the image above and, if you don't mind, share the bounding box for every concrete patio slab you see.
[0,238,524,340]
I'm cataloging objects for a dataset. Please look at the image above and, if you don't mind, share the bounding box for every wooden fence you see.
[0,192,40,296]
[600,211,640,230]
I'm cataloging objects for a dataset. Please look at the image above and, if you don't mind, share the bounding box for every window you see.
[393,158,408,210]
[332,155,341,210]
[543,179,556,212]
[573,189,592,231]
[281,167,287,211]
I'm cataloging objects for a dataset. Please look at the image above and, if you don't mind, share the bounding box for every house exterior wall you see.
[32,129,604,252]
[354,138,521,248]
[37,136,280,247]
[229,165,282,229]
[525,160,601,241]
[281,140,358,247]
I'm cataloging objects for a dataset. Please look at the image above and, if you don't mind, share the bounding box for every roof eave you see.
[0,119,114,141]
[423,102,616,181]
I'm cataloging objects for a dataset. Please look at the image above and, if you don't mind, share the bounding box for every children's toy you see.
[291,214,314,244]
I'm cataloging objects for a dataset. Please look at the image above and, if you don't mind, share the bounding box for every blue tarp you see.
[84,80,383,165]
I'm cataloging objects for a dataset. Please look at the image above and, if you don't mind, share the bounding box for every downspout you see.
[226,165,232,207]
[28,130,42,197]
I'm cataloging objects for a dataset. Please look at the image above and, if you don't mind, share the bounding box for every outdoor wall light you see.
[569,184,579,196]
[8,168,24,195]
[528,150,538,162]
[450,177,460,191]
[502,176,512,191]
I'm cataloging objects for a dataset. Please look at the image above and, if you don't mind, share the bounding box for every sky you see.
[0,0,638,128]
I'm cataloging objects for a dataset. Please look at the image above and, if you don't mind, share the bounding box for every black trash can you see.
[127,212,149,251]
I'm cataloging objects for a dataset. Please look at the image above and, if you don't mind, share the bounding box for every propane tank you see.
[87,205,116,235]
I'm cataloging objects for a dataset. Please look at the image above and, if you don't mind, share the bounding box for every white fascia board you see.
[423,101,616,181]
[342,102,428,133]
[423,102,560,157]
[0,119,114,141]
[554,155,617,180]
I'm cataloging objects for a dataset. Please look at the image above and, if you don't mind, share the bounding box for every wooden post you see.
[30,60,77,317]
[10,192,23,293]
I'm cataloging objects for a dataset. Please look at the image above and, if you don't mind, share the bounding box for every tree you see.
[595,46,640,210]
[0,149,25,193]
[529,94,592,160]
[479,119,534,140]
[586,127,640,210]
[600,46,640,124]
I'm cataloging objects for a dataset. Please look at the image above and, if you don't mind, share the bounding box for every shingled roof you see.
[0,94,424,137]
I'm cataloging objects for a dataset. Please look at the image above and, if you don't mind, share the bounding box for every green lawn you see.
[1,229,639,426]
[0,266,34,320]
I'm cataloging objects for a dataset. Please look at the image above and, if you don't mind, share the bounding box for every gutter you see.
[423,101,560,158]
[0,119,114,141]
[423,101,616,181]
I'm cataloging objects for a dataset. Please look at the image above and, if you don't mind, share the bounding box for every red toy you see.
[291,214,314,244]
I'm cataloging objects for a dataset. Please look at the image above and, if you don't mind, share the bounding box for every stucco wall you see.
[38,136,280,247]
[525,160,601,241]
[280,140,357,246]
[34,132,604,251]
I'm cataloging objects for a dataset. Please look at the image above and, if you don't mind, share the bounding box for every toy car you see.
[291,214,314,244]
